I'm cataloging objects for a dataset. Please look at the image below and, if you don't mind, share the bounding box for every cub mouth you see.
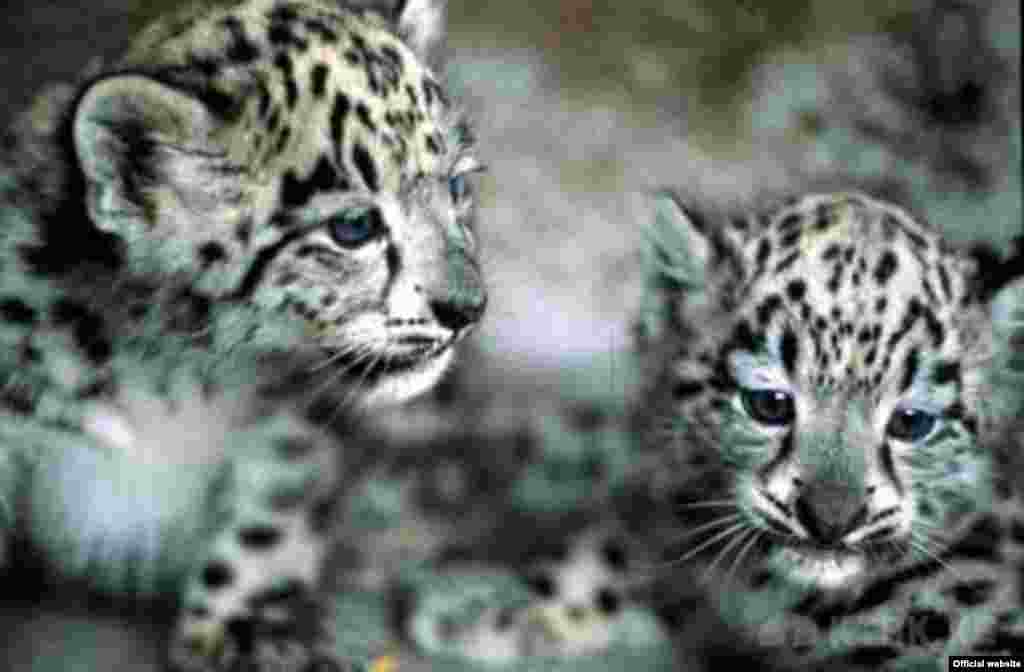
[321,335,453,380]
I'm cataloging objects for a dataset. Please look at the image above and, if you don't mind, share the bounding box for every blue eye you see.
[740,388,796,426]
[886,408,936,442]
[448,174,468,203]
[327,207,382,247]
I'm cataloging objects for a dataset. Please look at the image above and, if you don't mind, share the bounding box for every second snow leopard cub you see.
[0,1,484,670]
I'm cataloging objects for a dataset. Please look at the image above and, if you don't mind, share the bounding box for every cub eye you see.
[326,207,383,247]
[448,173,469,203]
[886,408,936,442]
[741,388,795,426]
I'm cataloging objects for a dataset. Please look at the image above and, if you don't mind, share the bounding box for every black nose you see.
[794,490,868,546]
[430,292,486,332]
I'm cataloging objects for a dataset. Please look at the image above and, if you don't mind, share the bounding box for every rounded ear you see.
[72,74,223,228]
[635,191,716,348]
[644,191,714,290]
[392,0,446,63]
[991,275,1024,377]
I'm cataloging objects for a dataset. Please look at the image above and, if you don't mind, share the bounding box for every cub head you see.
[69,0,484,406]
[638,191,1024,591]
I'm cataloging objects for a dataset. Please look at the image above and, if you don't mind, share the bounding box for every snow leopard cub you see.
[633,191,1023,668]
[0,1,484,670]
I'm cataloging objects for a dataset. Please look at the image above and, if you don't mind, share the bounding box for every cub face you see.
[639,192,1024,591]
[70,0,485,405]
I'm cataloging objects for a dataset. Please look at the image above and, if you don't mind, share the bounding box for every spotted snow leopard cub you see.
[631,192,1024,668]
[0,0,484,670]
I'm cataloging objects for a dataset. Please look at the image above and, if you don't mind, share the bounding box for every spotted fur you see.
[633,192,1024,667]
[0,1,483,670]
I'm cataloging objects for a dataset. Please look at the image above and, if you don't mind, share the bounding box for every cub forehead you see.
[122,0,453,189]
[744,194,969,307]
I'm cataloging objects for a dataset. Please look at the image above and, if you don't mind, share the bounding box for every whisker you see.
[677,499,737,511]
[663,513,745,545]
[725,528,763,586]
[907,534,959,579]
[701,525,754,583]
[628,521,749,574]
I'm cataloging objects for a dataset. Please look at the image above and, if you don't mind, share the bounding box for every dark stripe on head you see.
[330,92,350,164]
[880,441,902,495]
[274,52,299,109]
[280,155,347,208]
[221,16,260,63]
[775,251,800,273]
[230,224,310,299]
[355,102,377,132]
[900,347,919,393]
[756,294,783,327]
[352,143,379,192]
[310,62,328,98]
[780,328,799,375]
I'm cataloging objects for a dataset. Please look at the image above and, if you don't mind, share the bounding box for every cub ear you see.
[72,74,231,235]
[990,274,1024,380]
[635,191,715,347]
[644,191,713,289]
[391,0,446,64]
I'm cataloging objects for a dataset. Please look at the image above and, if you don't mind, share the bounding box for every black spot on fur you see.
[201,561,234,589]
[922,305,946,347]
[786,279,806,302]
[355,102,376,132]
[777,212,802,233]
[933,360,960,386]
[601,539,628,571]
[729,319,760,354]
[900,347,919,393]
[597,588,621,614]
[780,328,799,374]
[756,294,783,327]
[352,143,379,192]
[198,241,228,266]
[822,243,841,261]
[756,239,771,269]
[235,217,253,245]
[0,298,37,324]
[238,525,283,550]
[329,92,350,161]
[310,62,328,98]
[280,155,345,208]
[222,16,260,63]
[527,573,556,598]
[873,250,899,285]
[268,21,308,51]
[775,250,800,274]
[304,18,338,43]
